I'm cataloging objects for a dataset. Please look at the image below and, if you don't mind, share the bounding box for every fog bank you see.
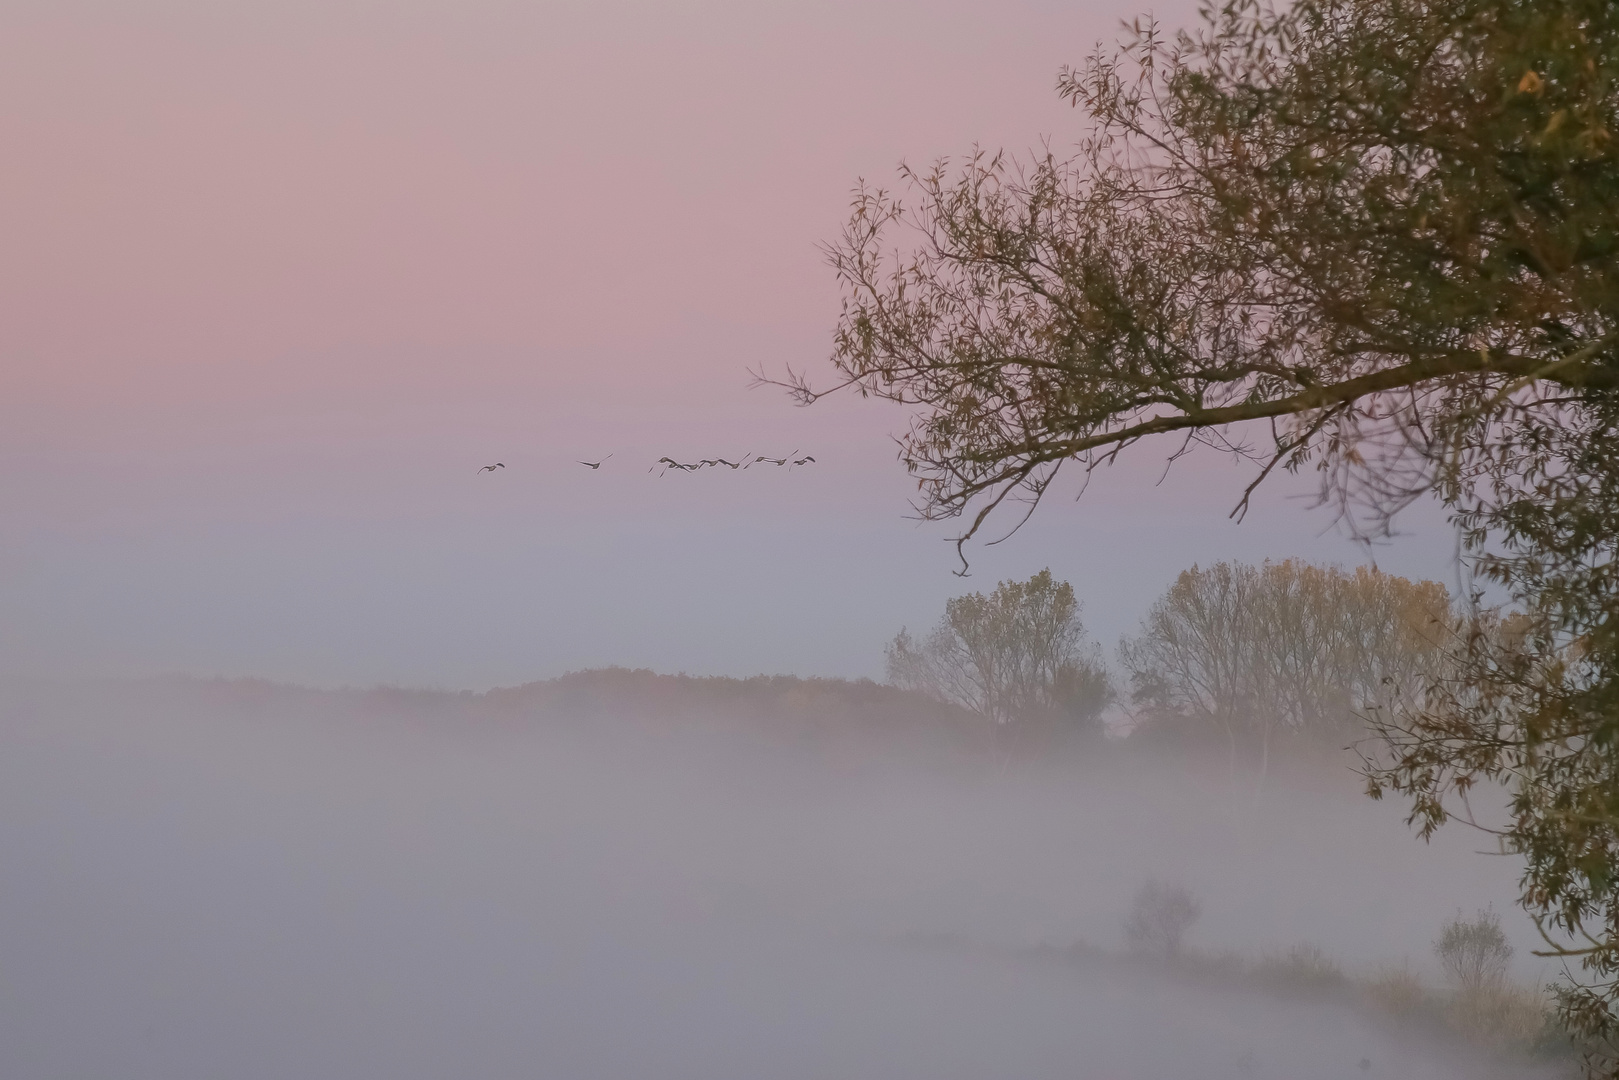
[0,677,1562,1079]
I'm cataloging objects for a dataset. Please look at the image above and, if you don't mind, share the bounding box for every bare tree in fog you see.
[886,569,1113,738]
[1436,907,1514,995]
[1118,562,1257,773]
[1122,879,1201,960]
[1120,561,1453,788]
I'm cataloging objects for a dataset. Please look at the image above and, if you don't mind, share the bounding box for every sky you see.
[0,0,1462,689]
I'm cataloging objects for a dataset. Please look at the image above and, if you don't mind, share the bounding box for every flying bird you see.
[577,454,613,470]
[751,450,799,468]
[478,462,505,473]
[790,455,817,468]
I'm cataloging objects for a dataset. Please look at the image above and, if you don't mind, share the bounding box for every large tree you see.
[1120,560,1452,785]
[886,569,1112,732]
[779,0,1619,1063]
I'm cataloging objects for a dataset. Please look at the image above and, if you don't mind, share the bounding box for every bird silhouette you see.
[478,462,505,473]
[750,450,799,468]
[577,454,612,469]
[790,455,816,468]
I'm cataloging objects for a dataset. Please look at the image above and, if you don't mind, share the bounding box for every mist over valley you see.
[0,673,1560,1079]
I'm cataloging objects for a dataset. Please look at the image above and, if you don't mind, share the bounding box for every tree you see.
[1120,560,1452,783]
[1118,561,1262,762]
[1437,907,1515,994]
[1122,879,1201,959]
[886,569,1113,732]
[781,0,1618,562]
[775,0,1619,1062]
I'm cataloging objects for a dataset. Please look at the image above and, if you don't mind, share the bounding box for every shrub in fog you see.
[1364,965,1427,1022]
[1445,982,1552,1048]
[1250,943,1346,995]
[1119,560,1452,775]
[1122,879,1200,959]
[886,569,1113,731]
[1435,907,1513,993]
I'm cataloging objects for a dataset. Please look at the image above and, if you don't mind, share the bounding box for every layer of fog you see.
[0,680,1559,1080]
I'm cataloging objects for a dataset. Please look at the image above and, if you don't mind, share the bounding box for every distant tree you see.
[1436,907,1515,994]
[887,569,1113,732]
[1118,561,1259,762]
[1122,879,1201,959]
[1120,561,1452,781]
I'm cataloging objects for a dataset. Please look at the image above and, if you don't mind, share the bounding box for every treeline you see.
[49,669,993,760]
[484,667,984,744]
[888,560,1456,768]
[63,561,1460,773]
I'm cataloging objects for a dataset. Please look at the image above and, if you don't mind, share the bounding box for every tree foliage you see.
[787,0,1619,1063]
[886,569,1113,730]
[783,0,1619,559]
[1120,560,1453,766]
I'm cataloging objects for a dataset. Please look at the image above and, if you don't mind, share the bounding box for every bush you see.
[1435,907,1513,993]
[1123,879,1200,958]
[1363,965,1426,1019]
[1446,984,1552,1047]
[1251,943,1347,995]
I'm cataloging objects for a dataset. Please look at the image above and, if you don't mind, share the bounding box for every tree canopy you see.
[783,0,1618,559]
[886,569,1112,731]
[1121,560,1451,771]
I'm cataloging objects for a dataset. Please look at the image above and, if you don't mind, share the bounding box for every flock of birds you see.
[651,452,815,474]
[477,452,815,475]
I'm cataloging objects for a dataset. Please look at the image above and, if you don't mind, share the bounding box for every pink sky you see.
[0,0,1459,687]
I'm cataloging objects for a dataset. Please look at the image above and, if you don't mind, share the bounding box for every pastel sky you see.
[1,0,1459,688]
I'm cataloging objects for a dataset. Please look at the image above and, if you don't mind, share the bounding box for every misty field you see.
[0,675,1569,1080]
